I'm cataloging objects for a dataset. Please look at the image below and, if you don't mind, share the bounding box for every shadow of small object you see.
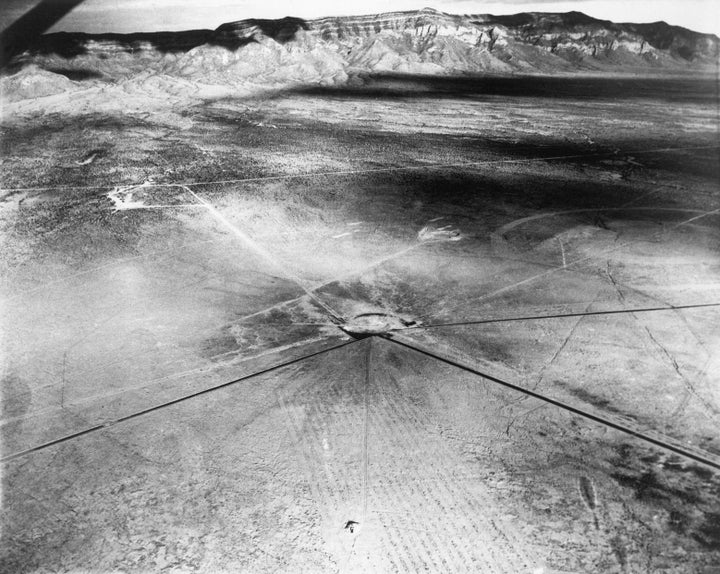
[344,520,359,533]
[75,149,109,166]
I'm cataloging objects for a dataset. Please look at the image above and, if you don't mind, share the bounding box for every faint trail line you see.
[680,207,720,226]
[363,338,371,523]
[0,338,359,463]
[60,352,67,408]
[308,243,423,291]
[183,186,345,324]
[493,207,711,239]
[382,334,720,471]
[342,335,370,574]
[643,326,718,418]
[426,206,720,321]
[239,321,338,327]
[529,291,602,393]
[0,334,336,428]
[394,302,720,331]
[274,389,335,567]
[3,237,230,303]
[503,403,550,436]
[604,261,718,420]
[227,241,426,327]
[109,203,206,210]
[2,144,718,194]
[601,259,716,366]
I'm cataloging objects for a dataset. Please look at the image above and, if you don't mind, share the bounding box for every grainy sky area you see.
[1,0,719,35]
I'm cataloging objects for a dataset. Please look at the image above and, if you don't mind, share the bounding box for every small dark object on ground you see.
[344,520,359,533]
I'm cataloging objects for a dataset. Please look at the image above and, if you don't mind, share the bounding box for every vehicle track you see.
[428,206,720,321]
[0,338,358,463]
[368,359,537,572]
[393,302,720,331]
[183,186,345,323]
[3,143,717,194]
[383,333,720,471]
[279,337,540,572]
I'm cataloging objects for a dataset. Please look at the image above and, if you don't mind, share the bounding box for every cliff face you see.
[6,8,719,93]
[476,11,718,61]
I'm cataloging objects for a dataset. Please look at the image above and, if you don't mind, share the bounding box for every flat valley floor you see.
[1,75,720,572]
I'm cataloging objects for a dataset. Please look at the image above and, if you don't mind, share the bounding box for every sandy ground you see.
[1,75,719,572]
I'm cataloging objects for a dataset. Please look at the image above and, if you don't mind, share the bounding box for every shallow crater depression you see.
[341,312,417,338]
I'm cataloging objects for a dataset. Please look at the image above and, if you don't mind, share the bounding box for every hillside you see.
[2,8,718,105]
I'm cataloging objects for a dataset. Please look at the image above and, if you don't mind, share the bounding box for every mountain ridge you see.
[15,8,720,69]
[2,8,718,106]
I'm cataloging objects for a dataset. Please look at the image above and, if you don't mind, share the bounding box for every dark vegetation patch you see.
[693,512,720,548]
[556,383,625,415]
[609,442,720,551]
[662,457,715,481]
[2,85,717,279]
[668,509,692,534]
[12,189,145,240]
[201,331,241,359]
[0,113,159,190]
[312,167,648,227]
[3,187,172,271]
[610,470,701,502]
[3,97,717,206]
[257,308,300,326]
[319,280,385,309]
[0,373,31,421]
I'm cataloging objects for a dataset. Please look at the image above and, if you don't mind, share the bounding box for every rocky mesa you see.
[2,8,718,105]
